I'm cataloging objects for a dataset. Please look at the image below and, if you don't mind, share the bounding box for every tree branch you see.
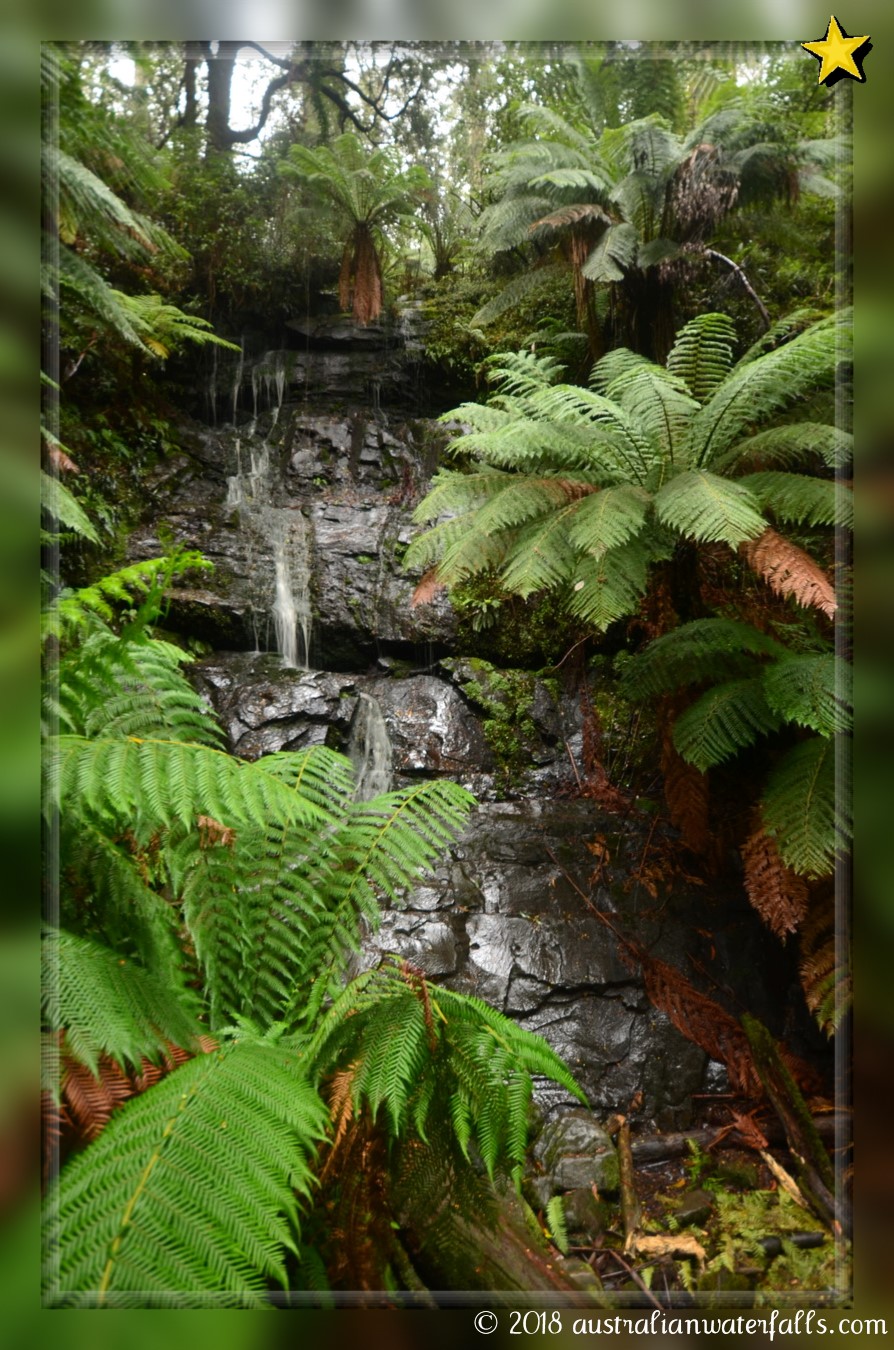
[703,247,771,330]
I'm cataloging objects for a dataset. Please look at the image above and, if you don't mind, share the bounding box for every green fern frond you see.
[472,263,567,325]
[41,469,99,543]
[619,618,787,698]
[306,964,584,1181]
[596,367,699,470]
[732,307,826,368]
[48,552,211,639]
[654,470,766,547]
[43,929,201,1082]
[763,655,851,736]
[672,677,782,771]
[566,484,651,557]
[498,503,585,595]
[711,424,853,473]
[545,1195,569,1254]
[483,347,566,397]
[580,222,640,282]
[736,472,852,529]
[567,537,652,631]
[56,626,223,746]
[50,737,344,835]
[44,1037,328,1306]
[688,311,844,469]
[666,313,737,404]
[761,736,848,877]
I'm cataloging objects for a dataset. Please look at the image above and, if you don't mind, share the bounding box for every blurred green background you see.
[12,0,892,1343]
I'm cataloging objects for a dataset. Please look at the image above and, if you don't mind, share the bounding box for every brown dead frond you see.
[411,567,445,609]
[54,1035,218,1151]
[740,528,836,618]
[197,815,237,849]
[660,717,710,855]
[531,203,613,234]
[47,444,80,474]
[351,223,384,325]
[798,884,849,1037]
[635,948,763,1096]
[62,1054,134,1143]
[741,825,809,940]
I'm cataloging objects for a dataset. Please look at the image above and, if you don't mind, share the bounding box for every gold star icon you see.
[802,15,869,83]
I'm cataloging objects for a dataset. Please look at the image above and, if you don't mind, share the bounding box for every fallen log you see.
[629,1111,847,1167]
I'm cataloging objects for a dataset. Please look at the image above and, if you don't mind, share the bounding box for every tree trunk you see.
[205,41,240,155]
[399,1178,602,1299]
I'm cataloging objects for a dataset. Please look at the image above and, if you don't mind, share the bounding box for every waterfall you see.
[268,509,312,669]
[349,694,393,801]
[225,435,313,669]
[231,340,244,425]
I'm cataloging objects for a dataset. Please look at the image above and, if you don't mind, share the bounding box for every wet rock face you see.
[129,409,455,664]
[191,651,716,1125]
[144,321,815,1131]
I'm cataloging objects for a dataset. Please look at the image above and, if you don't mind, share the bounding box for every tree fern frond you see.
[472,476,596,537]
[48,551,211,640]
[566,484,651,557]
[711,424,853,473]
[737,472,851,529]
[598,366,700,470]
[499,504,583,595]
[579,222,640,282]
[761,736,848,877]
[43,929,201,1081]
[763,654,851,736]
[483,347,567,397]
[732,307,827,368]
[472,264,567,326]
[666,312,737,404]
[51,737,342,835]
[41,469,99,543]
[306,963,584,1181]
[567,537,653,631]
[688,311,844,468]
[739,528,836,618]
[654,470,766,547]
[44,1038,328,1306]
[620,618,787,698]
[672,677,782,771]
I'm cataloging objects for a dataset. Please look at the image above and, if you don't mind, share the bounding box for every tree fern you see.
[306,962,586,1179]
[408,312,844,638]
[763,654,851,736]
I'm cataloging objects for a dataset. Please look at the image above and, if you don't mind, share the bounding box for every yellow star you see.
[802,15,869,83]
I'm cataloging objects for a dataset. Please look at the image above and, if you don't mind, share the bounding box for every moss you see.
[450,658,548,795]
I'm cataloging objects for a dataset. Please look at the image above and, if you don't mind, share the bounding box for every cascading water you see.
[348,694,393,801]
[225,435,313,669]
[268,509,312,669]
[231,340,244,425]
